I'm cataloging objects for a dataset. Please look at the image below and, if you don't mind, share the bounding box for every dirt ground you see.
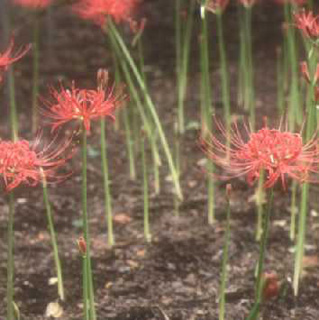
[1,1,319,319]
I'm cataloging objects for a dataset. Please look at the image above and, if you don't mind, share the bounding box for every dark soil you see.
[1,1,319,319]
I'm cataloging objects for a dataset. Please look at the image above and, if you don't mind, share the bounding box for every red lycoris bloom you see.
[200,119,319,190]
[42,76,125,133]
[0,135,73,192]
[13,0,52,9]
[205,0,229,14]
[72,0,139,26]
[0,38,31,82]
[294,10,319,39]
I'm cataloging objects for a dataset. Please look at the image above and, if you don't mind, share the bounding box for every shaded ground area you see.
[1,1,319,319]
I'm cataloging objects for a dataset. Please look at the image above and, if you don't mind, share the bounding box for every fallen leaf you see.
[113,213,132,224]
[303,256,319,269]
[45,302,63,318]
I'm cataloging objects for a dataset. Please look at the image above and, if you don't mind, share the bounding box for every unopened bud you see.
[97,69,109,91]
[262,272,279,301]
[226,184,232,201]
[300,61,310,83]
[77,236,87,256]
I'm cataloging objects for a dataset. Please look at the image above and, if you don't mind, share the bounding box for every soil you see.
[1,1,319,320]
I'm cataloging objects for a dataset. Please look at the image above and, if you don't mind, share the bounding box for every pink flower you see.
[72,0,139,26]
[200,119,319,190]
[0,135,73,192]
[13,0,52,9]
[41,71,125,133]
[294,10,319,39]
[0,38,31,82]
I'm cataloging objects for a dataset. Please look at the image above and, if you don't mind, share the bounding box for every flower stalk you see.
[141,132,151,242]
[107,19,183,200]
[81,126,96,320]
[41,170,65,300]
[218,185,232,320]
[100,118,114,246]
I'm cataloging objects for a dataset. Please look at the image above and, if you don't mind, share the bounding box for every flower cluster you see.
[13,0,52,9]
[294,10,319,40]
[42,72,125,133]
[72,0,139,27]
[0,136,73,192]
[0,38,30,83]
[201,119,319,190]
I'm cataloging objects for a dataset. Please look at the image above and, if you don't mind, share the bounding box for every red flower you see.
[72,0,139,26]
[0,38,31,82]
[205,0,229,14]
[42,73,125,133]
[0,135,73,192]
[294,10,319,39]
[13,0,52,9]
[200,119,319,189]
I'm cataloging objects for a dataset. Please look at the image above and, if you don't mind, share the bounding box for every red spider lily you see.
[41,74,125,133]
[0,38,31,82]
[0,134,74,192]
[200,119,319,190]
[205,0,229,14]
[72,0,139,26]
[13,0,52,9]
[294,10,319,39]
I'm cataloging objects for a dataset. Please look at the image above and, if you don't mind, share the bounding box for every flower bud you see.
[77,236,87,256]
[226,184,232,201]
[262,272,279,300]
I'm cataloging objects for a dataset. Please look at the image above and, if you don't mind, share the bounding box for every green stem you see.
[8,67,18,142]
[32,13,40,134]
[100,119,114,247]
[289,181,298,241]
[107,24,162,182]
[112,45,137,179]
[174,124,181,218]
[284,3,300,130]
[107,20,183,200]
[42,175,64,300]
[246,188,274,320]
[276,47,285,115]
[256,171,265,241]
[177,0,195,134]
[216,13,231,138]
[244,7,255,129]
[218,194,231,320]
[256,188,274,301]
[141,135,151,242]
[237,5,246,108]
[200,10,215,224]
[81,127,96,320]
[293,183,309,295]
[82,254,89,320]
[6,192,15,320]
